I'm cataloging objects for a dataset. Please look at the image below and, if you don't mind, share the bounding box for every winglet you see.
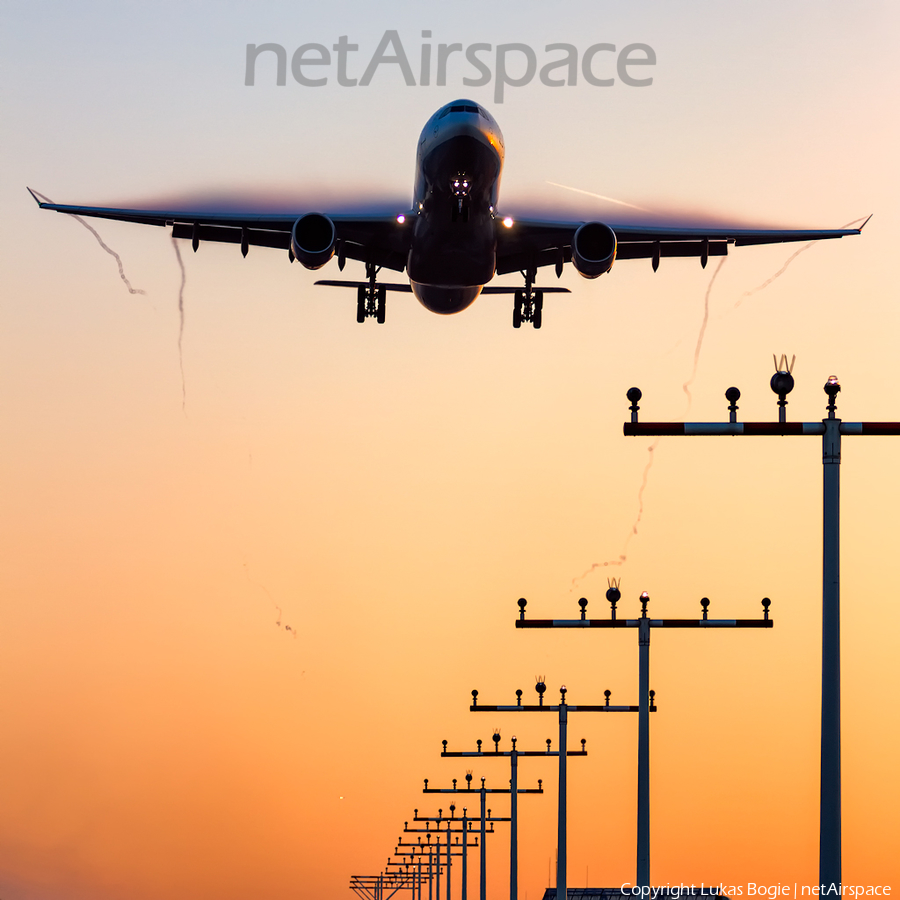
[27,186,46,207]
[858,213,873,232]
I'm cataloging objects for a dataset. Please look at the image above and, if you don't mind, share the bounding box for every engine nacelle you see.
[291,213,336,270]
[572,222,617,278]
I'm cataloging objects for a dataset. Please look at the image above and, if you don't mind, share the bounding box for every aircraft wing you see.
[494,216,868,275]
[26,188,412,271]
[29,188,867,278]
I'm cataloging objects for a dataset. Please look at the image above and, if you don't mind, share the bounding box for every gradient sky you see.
[2,2,899,899]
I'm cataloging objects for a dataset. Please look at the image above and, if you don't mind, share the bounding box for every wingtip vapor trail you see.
[171,236,187,412]
[28,187,147,296]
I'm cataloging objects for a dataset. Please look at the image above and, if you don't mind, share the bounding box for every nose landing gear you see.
[450,174,471,223]
[451,199,470,223]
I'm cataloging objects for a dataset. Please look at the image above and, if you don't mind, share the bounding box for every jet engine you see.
[291,213,336,269]
[571,222,617,278]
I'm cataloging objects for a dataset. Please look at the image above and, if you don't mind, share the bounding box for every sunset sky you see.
[2,2,899,899]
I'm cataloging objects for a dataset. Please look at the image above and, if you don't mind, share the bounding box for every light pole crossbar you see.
[623,422,900,436]
[517,618,770,628]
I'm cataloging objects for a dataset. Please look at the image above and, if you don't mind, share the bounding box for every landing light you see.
[396,214,406,224]
[502,216,514,228]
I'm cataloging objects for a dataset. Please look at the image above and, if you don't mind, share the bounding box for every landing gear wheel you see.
[356,286,366,323]
[532,291,543,329]
[513,291,523,328]
[376,286,386,324]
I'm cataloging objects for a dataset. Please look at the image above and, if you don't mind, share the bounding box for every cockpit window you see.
[441,104,484,118]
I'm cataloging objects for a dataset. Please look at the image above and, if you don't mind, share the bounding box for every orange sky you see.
[1,3,899,899]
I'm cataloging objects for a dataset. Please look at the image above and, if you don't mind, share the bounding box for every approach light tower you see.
[394,835,470,900]
[515,590,771,887]
[423,773,541,900]
[351,871,417,900]
[440,733,587,900]
[622,366,900,889]
[470,682,645,900]
[401,805,484,900]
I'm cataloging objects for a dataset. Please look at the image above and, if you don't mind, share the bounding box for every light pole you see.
[470,682,645,900]
[424,773,541,900]
[440,733,586,900]
[516,589,769,887]
[393,837,440,900]
[622,369,900,889]
[352,871,417,900]
[395,838,470,900]
[384,862,422,900]
[401,840,436,900]
[402,807,486,900]
[410,806,502,900]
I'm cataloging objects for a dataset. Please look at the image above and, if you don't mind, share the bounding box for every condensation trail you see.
[546,181,650,211]
[733,243,813,309]
[570,438,658,588]
[244,562,297,639]
[733,218,867,311]
[682,257,727,408]
[628,438,658,544]
[31,190,146,295]
[572,256,725,589]
[171,236,187,410]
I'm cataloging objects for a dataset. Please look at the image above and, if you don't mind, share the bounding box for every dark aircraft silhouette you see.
[29,99,865,329]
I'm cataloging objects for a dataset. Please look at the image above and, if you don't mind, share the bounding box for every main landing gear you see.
[356,262,386,324]
[512,268,543,329]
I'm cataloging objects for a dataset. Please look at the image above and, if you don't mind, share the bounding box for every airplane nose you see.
[437,117,493,146]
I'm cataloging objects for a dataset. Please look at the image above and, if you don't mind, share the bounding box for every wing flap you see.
[338,240,408,273]
[617,240,728,260]
[496,246,572,276]
[171,223,291,250]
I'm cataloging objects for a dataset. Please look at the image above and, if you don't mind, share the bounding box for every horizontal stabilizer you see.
[315,280,413,292]
[480,285,570,294]
[315,280,570,294]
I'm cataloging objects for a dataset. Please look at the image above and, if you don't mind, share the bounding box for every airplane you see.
[28,99,866,329]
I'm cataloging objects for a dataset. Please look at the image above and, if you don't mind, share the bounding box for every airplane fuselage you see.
[407,100,505,313]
